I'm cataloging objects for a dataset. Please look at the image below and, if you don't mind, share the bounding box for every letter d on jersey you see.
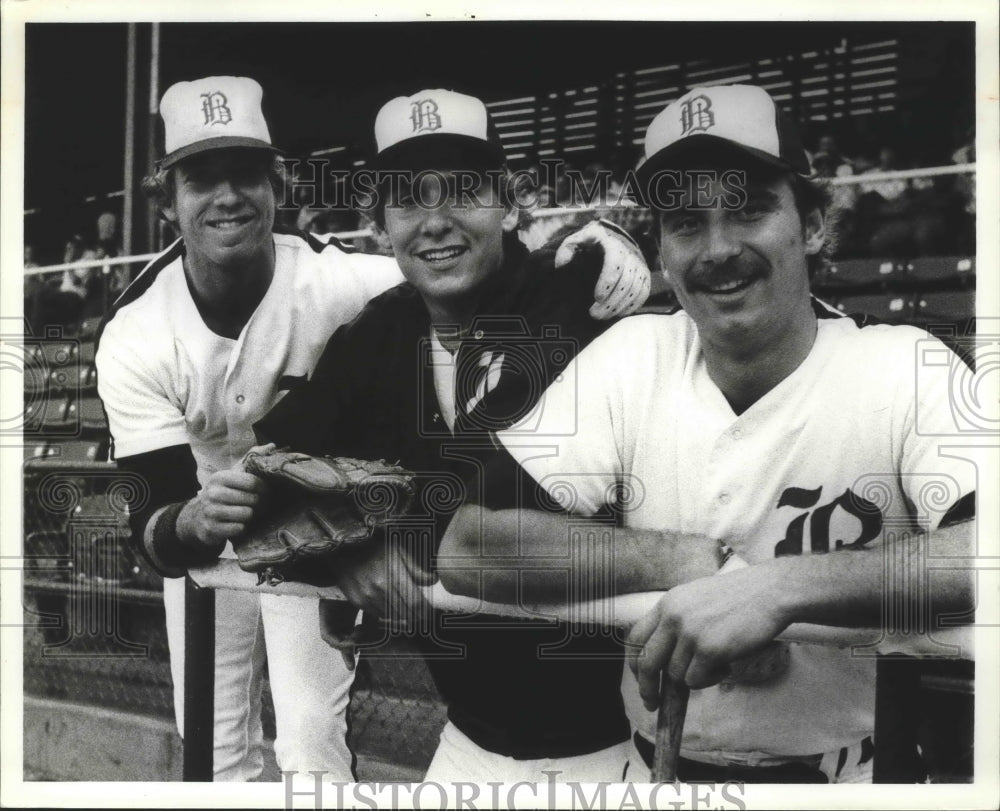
[774,486,883,556]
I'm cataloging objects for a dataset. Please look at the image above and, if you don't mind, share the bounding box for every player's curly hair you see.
[141,153,288,220]
[365,167,538,233]
[790,173,837,280]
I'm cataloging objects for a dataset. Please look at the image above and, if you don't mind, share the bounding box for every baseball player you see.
[96,77,649,781]
[439,84,977,783]
[255,89,655,783]
[95,76,401,781]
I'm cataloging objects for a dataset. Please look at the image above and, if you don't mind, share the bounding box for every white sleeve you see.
[898,329,981,530]
[496,326,627,517]
[96,323,188,458]
[344,252,405,301]
[310,233,403,302]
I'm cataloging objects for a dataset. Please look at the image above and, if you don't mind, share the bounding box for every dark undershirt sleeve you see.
[116,444,222,578]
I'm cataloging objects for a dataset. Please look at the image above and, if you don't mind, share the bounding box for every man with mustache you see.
[95,77,648,781]
[439,84,977,782]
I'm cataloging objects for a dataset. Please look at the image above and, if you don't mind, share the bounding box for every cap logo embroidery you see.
[410,99,442,133]
[201,91,232,126]
[679,94,714,136]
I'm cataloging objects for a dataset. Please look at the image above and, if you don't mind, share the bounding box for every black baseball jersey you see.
[257,234,630,759]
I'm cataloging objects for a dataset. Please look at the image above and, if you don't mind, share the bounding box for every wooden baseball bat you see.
[190,561,975,657]
[651,676,690,782]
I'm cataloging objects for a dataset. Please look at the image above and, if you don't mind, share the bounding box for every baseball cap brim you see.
[634,135,810,206]
[160,136,281,169]
[375,133,506,173]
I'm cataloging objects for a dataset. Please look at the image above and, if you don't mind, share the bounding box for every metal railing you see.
[21,163,977,281]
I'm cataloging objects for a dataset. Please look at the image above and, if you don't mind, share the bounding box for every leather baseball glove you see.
[234,446,416,586]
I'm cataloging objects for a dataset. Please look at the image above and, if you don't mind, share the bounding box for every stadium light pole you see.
[122,23,159,260]
[146,24,160,254]
[122,24,136,257]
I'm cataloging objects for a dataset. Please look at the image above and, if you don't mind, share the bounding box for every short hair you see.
[141,152,287,220]
[367,167,538,232]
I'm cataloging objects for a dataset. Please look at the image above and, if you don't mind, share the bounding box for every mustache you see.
[687,257,767,290]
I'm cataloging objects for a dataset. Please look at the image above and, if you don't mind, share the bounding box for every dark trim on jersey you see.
[812,295,845,320]
[629,295,845,321]
[632,289,681,316]
[96,227,358,353]
[271,223,359,254]
[940,491,975,527]
[94,238,185,353]
[94,238,186,462]
[812,295,887,328]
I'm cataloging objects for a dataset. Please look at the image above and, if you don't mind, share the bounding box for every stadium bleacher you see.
[811,254,976,353]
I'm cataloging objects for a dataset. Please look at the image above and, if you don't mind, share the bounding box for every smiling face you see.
[656,166,824,360]
[382,170,516,324]
[163,148,276,274]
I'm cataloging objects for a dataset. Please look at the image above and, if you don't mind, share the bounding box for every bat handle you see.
[651,676,690,782]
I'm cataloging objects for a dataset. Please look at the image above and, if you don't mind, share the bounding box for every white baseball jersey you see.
[95,230,397,779]
[97,231,402,485]
[497,309,975,764]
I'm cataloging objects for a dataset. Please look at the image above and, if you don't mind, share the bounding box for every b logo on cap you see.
[680,94,714,136]
[410,99,442,134]
[201,91,233,127]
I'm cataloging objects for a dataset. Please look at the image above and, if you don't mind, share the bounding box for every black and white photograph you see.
[2,1,998,808]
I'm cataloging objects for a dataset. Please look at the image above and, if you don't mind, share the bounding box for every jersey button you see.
[235,394,245,404]
[718,493,730,505]
[732,427,743,440]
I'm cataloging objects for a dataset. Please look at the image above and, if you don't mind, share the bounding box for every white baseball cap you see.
[158,76,280,169]
[374,89,505,170]
[637,84,812,196]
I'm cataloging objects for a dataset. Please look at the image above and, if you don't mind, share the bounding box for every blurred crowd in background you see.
[24,125,976,336]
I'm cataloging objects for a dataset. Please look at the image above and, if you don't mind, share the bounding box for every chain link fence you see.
[23,461,175,721]
[21,460,449,777]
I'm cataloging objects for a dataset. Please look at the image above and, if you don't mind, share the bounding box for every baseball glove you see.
[234,446,416,586]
